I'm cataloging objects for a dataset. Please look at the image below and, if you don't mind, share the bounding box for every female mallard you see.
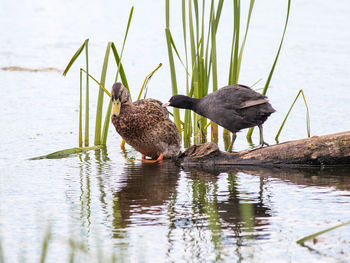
[111,82,181,162]
[163,84,275,147]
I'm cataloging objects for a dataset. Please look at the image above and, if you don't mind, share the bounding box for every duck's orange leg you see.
[156,153,164,162]
[141,154,164,163]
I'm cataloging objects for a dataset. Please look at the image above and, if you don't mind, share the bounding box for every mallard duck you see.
[111,82,181,162]
[163,84,275,147]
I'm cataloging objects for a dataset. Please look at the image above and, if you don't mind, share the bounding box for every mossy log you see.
[178,131,350,168]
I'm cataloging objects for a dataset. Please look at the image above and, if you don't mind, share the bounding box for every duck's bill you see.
[112,99,121,116]
[162,102,170,107]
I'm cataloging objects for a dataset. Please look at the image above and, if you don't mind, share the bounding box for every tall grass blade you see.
[101,8,133,146]
[214,0,224,31]
[115,6,134,82]
[168,31,189,74]
[94,42,112,145]
[232,0,240,84]
[275,89,310,142]
[137,63,162,100]
[39,225,52,263]
[84,39,90,146]
[210,0,218,142]
[188,0,196,67]
[165,27,181,133]
[225,0,241,148]
[262,0,290,96]
[247,0,291,139]
[62,39,88,76]
[79,69,83,147]
[111,43,130,95]
[297,221,350,245]
[0,235,4,263]
[29,145,104,160]
[182,0,192,141]
[193,0,199,44]
[80,69,111,97]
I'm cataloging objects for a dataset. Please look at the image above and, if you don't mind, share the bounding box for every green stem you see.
[84,39,89,146]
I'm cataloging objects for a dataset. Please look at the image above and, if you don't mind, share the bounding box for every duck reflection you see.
[113,161,181,229]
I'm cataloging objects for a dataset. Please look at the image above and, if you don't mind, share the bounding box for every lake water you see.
[1,0,350,262]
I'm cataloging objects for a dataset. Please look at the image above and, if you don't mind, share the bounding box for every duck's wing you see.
[133,98,169,117]
[133,99,181,156]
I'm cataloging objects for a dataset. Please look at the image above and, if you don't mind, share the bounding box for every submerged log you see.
[178,131,350,168]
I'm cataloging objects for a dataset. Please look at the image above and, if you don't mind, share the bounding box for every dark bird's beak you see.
[162,101,170,107]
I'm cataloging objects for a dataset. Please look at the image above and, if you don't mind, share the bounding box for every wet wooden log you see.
[178,131,350,168]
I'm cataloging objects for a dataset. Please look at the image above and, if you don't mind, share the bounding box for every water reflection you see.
[113,161,180,228]
[183,167,271,238]
[213,166,350,191]
[67,152,350,262]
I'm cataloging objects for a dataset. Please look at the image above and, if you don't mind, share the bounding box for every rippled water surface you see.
[1,0,350,262]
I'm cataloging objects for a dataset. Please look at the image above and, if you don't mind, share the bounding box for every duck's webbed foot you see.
[141,154,164,163]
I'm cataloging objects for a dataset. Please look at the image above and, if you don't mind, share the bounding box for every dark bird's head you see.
[111,82,130,117]
[162,95,195,110]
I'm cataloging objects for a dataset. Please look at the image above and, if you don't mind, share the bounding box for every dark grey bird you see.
[163,84,275,148]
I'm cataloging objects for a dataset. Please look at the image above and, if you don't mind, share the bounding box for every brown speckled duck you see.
[111,82,181,162]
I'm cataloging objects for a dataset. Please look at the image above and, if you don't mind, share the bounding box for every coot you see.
[163,84,275,147]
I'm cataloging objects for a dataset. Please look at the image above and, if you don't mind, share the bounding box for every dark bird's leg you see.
[228,132,237,152]
[258,124,269,148]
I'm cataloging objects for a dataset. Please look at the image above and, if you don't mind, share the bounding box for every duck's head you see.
[162,95,194,110]
[111,82,130,117]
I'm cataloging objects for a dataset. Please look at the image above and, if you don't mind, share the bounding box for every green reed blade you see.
[215,0,224,32]
[39,225,52,263]
[84,39,90,147]
[182,0,192,140]
[101,7,133,146]
[232,0,240,84]
[188,0,196,66]
[200,0,205,58]
[115,6,134,82]
[111,43,130,95]
[168,30,189,75]
[275,89,310,141]
[29,145,104,160]
[199,57,207,135]
[137,63,162,100]
[79,69,83,147]
[301,90,311,138]
[63,39,88,76]
[0,235,4,263]
[193,0,199,44]
[165,0,170,27]
[210,0,218,141]
[247,0,290,139]
[165,28,181,133]
[226,0,241,146]
[251,78,263,88]
[80,69,111,97]
[94,42,112,145]
[182,0,188,81]
[297,221,350,245]
[262,0,290,96]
